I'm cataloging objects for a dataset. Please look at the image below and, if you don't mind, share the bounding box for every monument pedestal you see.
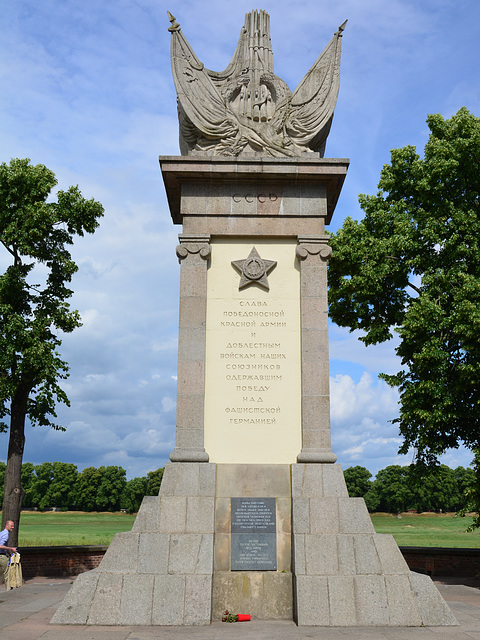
[52,157,456,627]
[52,461,457,626]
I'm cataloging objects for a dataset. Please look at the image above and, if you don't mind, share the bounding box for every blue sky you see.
[1,0,479,479]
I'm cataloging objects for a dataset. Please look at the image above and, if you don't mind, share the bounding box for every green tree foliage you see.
[75,467,101,512]
[343,465,372,497]
[344,463,475,514]
[26,462,54,510]
[96,466,126,512]
[328,108,480,466]
[45,462,78,509]
[363,485,380,513]
[368,465,413,514]
[458,451,480,531]
[22,462,77,509]
[146,467,164,496]
[118,467,165,514]
[453,465,476,511]
[119,467,165,513]
[20,462,35,507]
[408,464,457,513]
[76,466,126,512]
[0,158,103,544]
[0,463,165,513]
[121,476,149,513]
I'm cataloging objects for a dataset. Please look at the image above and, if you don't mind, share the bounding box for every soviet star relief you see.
[231,247,277,291]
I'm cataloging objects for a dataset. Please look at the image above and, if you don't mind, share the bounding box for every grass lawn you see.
[371,512,480,548]
[14,511,136,547]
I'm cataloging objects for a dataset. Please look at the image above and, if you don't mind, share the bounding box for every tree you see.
[344,465,373,497]
[76,466,126,512]
[19,461,78,510]
[44,462,78,510]
[328,108,480,466]
[0,158,103,544]
[371,465,413,514]
[76,467,102,512]
[408,464,457,513]
[363,485,380,513]
[146,467,164,496]
[121,476,149,513]
[452,465,476,511]
[96,466,126,512]
[27,462,54,510]
[458,451,480,530]
[20,462,35,508]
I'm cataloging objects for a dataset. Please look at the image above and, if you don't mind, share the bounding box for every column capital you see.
[296,235,332,262]
[176,234,211,261]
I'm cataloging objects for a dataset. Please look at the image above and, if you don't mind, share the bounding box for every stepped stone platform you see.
[52,462,457,627]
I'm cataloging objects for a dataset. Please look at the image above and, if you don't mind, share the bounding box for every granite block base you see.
[292,463,457,627]
[51,462,457,627]
[51,463,216,626]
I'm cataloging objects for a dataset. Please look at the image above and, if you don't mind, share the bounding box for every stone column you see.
[296,235,336,463]
[169,234,211,463]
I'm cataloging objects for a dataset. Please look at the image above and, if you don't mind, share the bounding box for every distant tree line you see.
[344,464,477,514]
[0,462,164,513]
[1,460,475,516]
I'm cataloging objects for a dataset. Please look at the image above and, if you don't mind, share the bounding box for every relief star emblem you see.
[231,247,277,291]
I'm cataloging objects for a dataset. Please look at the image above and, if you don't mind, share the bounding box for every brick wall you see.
[19,545,107,578]
[16,545,480,579]
[400,546,480,578]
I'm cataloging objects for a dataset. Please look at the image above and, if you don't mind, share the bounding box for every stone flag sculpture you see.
[168,9,346,157]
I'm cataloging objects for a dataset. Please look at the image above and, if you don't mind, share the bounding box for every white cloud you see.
[330,372,474,476]
[161,397,176,413]
[331,372,399,423]
[331,373,407,474]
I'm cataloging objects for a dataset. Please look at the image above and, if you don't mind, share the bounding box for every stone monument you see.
[52,10,457,627]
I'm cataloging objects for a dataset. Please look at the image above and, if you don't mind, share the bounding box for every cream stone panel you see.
[204,238,301,463]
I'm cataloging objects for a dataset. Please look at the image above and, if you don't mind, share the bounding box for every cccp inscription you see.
[232,193,278,203]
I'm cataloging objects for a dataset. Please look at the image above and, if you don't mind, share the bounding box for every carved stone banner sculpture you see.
[52,10,458,628]
[169,9,346,157]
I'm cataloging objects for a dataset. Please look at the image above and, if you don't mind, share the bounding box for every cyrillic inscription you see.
[232,193,278,203]
[231,497,277,571]
[212,300,291,425]
[203,241,301,463]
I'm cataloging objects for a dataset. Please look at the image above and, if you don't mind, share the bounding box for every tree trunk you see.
[1,386,29,547]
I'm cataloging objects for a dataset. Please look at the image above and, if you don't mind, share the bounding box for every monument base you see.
[51,462,457,627]
[291,464,457,626]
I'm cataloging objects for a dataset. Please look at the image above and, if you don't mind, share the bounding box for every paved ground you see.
[1,575,480,639]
